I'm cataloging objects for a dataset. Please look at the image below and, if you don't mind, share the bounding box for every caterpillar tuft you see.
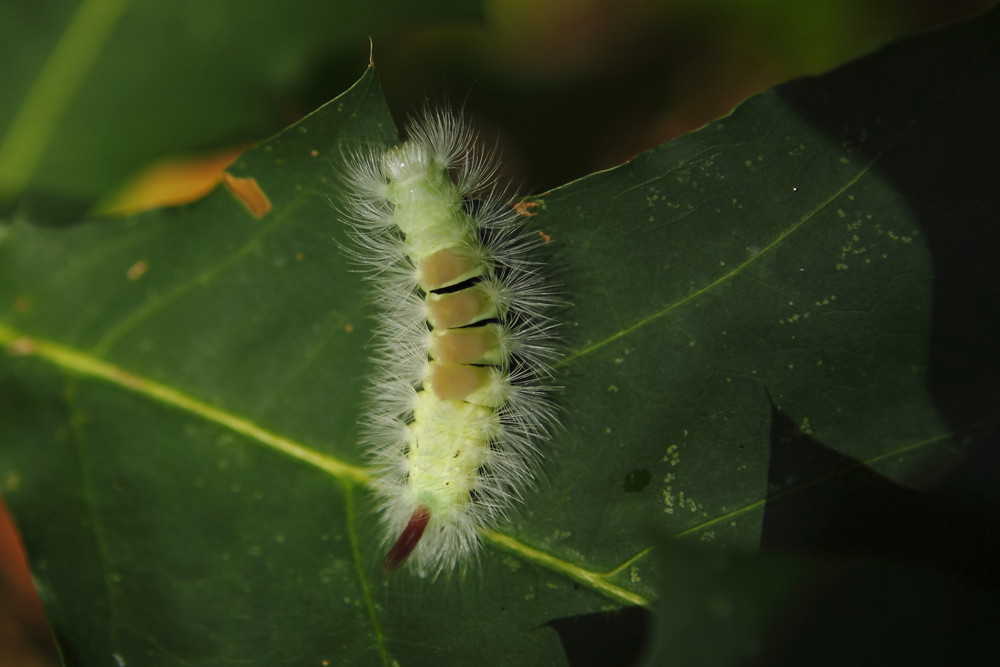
[340,107,561,577]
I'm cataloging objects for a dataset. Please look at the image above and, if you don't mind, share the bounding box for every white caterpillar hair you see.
[339,107,560,577]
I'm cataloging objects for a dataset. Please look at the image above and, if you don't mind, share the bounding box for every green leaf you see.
[644,536,1000,666]
[3,6,999,666]
[0,0,477,220]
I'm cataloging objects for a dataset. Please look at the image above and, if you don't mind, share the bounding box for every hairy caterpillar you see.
[340,109,560,577]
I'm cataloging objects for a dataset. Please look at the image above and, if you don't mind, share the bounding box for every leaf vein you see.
[2,323,653,608]
[673,425,983,538]
[345,485,390,667]
[483,530,651,608]
[556,155,879,367]
[0,323,370,485]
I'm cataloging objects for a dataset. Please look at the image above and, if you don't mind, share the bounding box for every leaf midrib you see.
[0,323,651,611]
[0,323,370,484]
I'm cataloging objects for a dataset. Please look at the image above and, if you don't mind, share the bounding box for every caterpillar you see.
[340,108,560,577]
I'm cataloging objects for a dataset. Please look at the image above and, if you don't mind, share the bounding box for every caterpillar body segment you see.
[341,109,559,577]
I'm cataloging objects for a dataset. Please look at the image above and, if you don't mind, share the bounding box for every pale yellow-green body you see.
[383,143,509,523]
[349,111,556,576]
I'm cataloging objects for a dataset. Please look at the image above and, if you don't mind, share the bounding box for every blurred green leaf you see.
[0,0,477,220]
[644,535,999,666]
[2,6,999,666]
[673,0,909,72]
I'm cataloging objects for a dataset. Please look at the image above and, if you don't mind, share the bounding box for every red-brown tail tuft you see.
[381,506,431,572]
